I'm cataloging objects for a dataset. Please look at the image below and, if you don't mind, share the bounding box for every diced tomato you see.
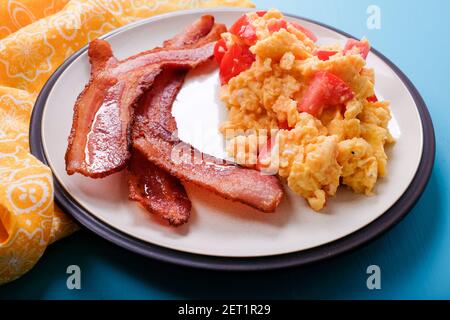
[367,94,378,102]
[298,71,354,116]
[256,10,267,17]
[344,39,370,59]
[214,39,228,64]
[289,21,317,42]
[268,19,288,33]
[219,43,255,85]
[229,14,258,46]
[325,75,354,106]
[315,50,337,61]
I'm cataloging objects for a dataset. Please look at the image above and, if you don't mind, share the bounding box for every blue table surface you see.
[1,0,449,300]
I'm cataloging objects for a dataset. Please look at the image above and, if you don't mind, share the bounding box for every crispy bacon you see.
[163,15,215,48]
[128,150,191,226]
[133,116,284,213]
[128,68,190,225]
[126,18,225,225]
[65,31,217,178]
[132,68,186,139]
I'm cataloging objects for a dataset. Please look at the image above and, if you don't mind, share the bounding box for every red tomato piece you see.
[229,14,257,46]
[344,39,370,59]
[268,19,288,33]
[219,44,255,85]
[367,94,378,102]
[289,21,317,42]
[298,71,354,116]
[315,50,337,61]
[256,11,267,17]
[214,39,228,64]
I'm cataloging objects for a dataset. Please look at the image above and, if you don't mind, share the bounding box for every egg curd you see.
[218,9,394,211]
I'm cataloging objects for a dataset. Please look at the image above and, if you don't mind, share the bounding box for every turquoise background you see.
[1,0,449,299]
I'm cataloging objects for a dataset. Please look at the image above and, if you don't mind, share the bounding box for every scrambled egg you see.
[221,9,394,211]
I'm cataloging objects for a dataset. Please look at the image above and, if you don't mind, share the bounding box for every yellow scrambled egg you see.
[220,9,394,211]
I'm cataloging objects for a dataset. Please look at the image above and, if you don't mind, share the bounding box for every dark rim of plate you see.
[29,8,435,271]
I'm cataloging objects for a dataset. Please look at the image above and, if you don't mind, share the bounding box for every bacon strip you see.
[128,69,190,225]
[133,122,284,213]
[65,29,217,178]
[127,19,225,225]
[128,150,191,226]
[162,15,215,49]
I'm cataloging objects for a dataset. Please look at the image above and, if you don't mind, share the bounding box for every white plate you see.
[31,8,432,264]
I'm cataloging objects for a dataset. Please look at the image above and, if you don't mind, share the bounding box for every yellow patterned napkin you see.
[0,0,254,285]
